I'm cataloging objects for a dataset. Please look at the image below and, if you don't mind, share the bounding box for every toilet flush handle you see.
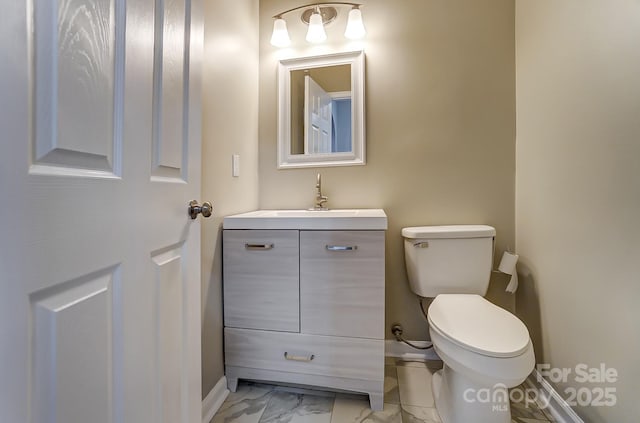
[413,241,429,248]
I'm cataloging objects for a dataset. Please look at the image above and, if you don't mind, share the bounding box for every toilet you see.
[402,225,534,423]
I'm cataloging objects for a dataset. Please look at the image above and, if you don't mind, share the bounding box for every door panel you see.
[152,0,188,182]
[32,0,125,177]
[0,0,203,422]
[152,245,186,423]
[31,267,121,423]
[305,75,332,154]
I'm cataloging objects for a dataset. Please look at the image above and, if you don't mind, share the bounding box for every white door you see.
[305,75,333,154]
[0,1,204,423]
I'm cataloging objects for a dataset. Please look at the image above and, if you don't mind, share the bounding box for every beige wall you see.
[201,0,259,397]
[515,1,640,421]
[259,0,517,340]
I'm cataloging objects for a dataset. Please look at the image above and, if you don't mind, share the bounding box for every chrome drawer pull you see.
[326,245,358,251]
[245,243,274,250]
[284,352,315,362]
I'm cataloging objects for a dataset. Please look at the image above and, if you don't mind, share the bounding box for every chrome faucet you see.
[314,173,328,210]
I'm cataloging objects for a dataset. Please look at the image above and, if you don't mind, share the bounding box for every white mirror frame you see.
[277,50,365,169]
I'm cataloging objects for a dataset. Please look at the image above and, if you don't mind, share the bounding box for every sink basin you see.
[223,209,387,230]
[267,210,360,218]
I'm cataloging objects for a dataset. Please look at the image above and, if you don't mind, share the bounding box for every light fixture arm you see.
[272,2,361,19]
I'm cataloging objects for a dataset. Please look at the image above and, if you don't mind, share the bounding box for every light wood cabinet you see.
[225,327,383,381]
[222,229,385,411]
[223,230,299,332]
[300,231,385,339]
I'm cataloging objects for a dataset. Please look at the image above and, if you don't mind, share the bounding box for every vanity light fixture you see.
[270,18,291,47]
[270,2,366,47]
[306,6,328,43]
[344,6,366,39]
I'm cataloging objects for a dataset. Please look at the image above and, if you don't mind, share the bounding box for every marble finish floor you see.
[211,358,555,423]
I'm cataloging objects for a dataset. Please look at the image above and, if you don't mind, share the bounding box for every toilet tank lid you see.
[402,225,496,239]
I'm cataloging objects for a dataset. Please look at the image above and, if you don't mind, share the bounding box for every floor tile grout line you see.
[391,364,408,408]
[254,401,268,423]
[328,396,335,423]
[385,364,401,407]
[324,394,338,423]
[255,389,276,423]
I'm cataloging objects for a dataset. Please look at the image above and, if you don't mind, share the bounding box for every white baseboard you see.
[202,376,230,423]
[385,339,440,361]
[525,369,584,423]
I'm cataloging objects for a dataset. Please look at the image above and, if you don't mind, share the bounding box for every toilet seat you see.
[428,294,530,358]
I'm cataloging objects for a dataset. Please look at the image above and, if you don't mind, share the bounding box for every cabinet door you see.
[300,231,384,339]
[223,230,299,332]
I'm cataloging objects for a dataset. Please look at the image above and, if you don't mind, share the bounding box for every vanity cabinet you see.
[223,230,299,332]
[300,231,385,339]
[222,229,385,411]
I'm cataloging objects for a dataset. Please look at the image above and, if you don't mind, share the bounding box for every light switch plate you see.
[232,154,240,177]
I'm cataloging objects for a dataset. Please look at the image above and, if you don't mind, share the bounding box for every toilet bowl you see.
[428,294,534,423]
[401,226,535,423]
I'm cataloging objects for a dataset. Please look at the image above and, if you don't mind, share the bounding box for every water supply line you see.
[390,297,433,350]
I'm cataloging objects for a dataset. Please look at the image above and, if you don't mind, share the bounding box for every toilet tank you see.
[402,225,495,297]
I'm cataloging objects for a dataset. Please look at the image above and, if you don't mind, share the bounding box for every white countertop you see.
[223,209,388,230]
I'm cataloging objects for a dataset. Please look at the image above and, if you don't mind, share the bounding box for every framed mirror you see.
[277,50,365,169]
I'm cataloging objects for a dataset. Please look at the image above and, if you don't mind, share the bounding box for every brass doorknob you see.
[188,200,213,219]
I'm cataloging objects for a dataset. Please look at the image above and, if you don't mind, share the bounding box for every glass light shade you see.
[344,7,366,39]
[306,12,327,43]
[270,18,291,47]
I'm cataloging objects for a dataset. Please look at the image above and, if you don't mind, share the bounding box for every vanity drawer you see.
[300,231,385,339]
[224,327,384,382]
[223,230,299,332]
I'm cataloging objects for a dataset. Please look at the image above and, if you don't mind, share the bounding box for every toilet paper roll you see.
[498,251,519,294]
[505,271,518,293]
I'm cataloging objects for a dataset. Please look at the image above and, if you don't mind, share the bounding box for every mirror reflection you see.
[290,65,352,155]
